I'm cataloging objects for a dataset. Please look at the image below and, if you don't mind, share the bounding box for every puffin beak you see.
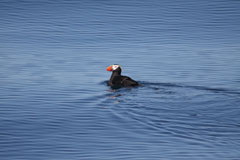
[106,66,113,71]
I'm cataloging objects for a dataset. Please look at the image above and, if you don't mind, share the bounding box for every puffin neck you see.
[110,68,121,81]
[113,67,121,75]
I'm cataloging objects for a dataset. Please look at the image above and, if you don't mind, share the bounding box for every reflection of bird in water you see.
[111,94,122,98]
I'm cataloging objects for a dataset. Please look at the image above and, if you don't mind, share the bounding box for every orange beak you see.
[106,66,113,71]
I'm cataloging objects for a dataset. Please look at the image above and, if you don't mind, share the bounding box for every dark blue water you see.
[1,0,240,159]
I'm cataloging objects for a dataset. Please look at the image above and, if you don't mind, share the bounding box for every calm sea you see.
[0,0,240,159]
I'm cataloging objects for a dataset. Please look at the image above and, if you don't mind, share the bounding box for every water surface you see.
[0,0,240,159]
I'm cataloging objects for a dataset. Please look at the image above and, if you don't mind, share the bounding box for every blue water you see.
[1,0,240,159]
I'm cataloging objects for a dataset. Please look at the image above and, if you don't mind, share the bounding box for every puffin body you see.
[106,65,139,88]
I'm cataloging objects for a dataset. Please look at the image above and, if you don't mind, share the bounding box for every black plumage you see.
[107,65,139,88]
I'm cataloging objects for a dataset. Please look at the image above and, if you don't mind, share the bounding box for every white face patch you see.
[112,65,121,71]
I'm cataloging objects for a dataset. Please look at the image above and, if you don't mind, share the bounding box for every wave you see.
[140,81,240,95]
[101,80,240,96]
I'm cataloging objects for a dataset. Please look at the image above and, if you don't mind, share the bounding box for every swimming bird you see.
[106,64,139,88]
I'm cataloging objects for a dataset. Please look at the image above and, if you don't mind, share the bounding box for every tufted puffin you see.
[106,64,139,88]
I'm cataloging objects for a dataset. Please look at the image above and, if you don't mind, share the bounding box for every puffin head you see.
[106,64,121,72]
